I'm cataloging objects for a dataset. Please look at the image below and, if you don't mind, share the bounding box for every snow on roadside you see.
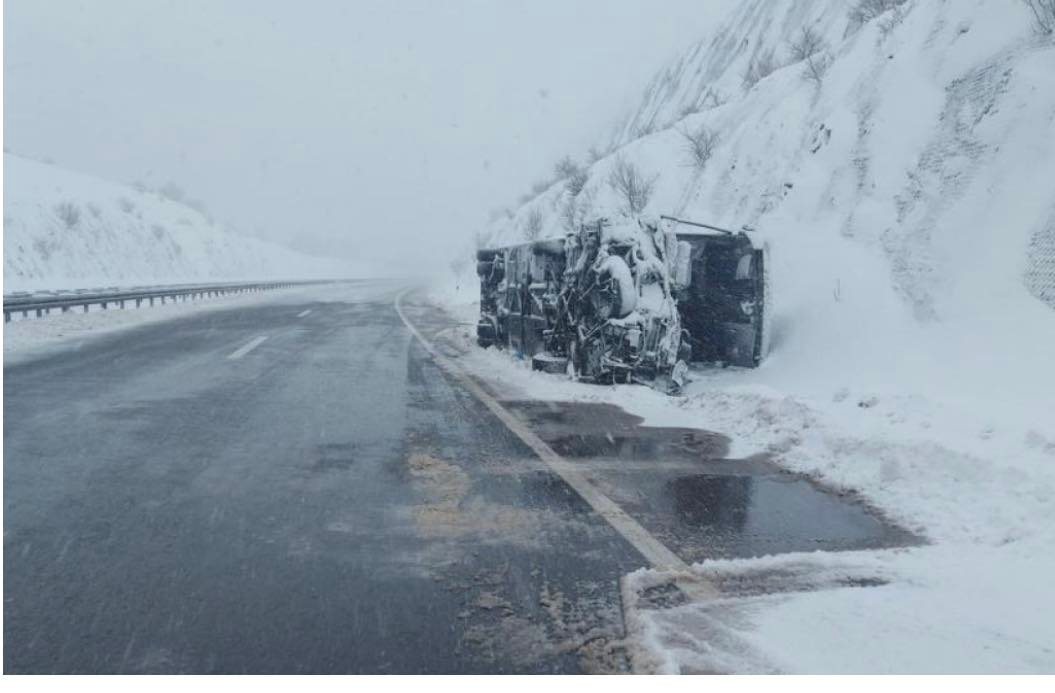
[3,285,340,367]
[435,278,1055,673]
[431,0,1055,673]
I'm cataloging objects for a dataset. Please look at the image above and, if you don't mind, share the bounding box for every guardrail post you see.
[36,308,43,318]
[4,311,10,323]
[83,305,89,314]
[119,300,125,309]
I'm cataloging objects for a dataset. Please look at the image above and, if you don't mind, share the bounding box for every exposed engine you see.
[555,217,688,385]
[476,215,766,391]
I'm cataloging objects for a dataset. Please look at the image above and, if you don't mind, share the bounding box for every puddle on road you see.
[547,430,725,464]
[503,400,919,561]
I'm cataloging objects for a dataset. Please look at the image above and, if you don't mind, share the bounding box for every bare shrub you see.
[86,202,103,219]
[567,168,589,196]
[1023,0,1055,34]
[530,179,552,196]
[54,201,80,228]
[151,224,167,240]
[877,4,907,37]
[555,156,589,196]
[679,124,719,170]
[587,146,604,164]
[117,197,135,214]
[742,48,778,91]
[607,157,657,216]
[560,185,597,232]
[523,208,544,240]
[788,27,832,85]
[634,122,657,139]
[848,0,908,32]
[554,156,578,180]
[158,181,185,203]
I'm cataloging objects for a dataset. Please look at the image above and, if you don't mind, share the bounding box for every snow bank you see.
[441,0,1055,673]
[3,154,348,291]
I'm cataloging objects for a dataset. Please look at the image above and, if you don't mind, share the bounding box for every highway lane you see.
[4,282,645,673]
[4,281,913,673]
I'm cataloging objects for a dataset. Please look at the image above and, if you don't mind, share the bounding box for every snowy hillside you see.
[451,0,1055,672]
[492,0,1055,316]
[3,154,347,292]
[481,0,1055,407]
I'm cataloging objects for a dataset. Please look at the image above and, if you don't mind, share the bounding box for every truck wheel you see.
[476,320,496,347]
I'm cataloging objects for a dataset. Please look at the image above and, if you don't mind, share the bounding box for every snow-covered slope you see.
[485,0,1055,408]
[3,154,346,291]
[458,0,1055,672]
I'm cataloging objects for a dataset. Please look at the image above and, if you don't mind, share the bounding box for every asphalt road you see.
[4,282,912,673]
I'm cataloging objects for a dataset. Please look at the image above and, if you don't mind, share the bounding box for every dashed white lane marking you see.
[394,289,716,597]
[297,309,312,318]
[227,335,268,360]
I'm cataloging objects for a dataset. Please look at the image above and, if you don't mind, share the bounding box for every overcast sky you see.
[5,0,732,273]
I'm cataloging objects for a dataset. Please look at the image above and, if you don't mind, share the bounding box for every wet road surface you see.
[4,282,914,673]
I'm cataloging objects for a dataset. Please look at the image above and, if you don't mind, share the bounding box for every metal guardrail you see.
[3,280,335,322]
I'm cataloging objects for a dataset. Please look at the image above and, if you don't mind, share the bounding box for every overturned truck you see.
[476,216,766,389]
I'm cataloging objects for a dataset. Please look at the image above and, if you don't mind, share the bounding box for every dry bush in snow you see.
[848,0,907,32]
[559,185,597,232]
[158,181,185,203]
[54,201,80,228]
[634,123,657,140]
[530,179,552,197]
[555,156,589,196]
[567,168,589,196]
[788,26,832,85]
[523,208,544,240]
[679,124,719,170]
[607,157,657,215]
[554,156,578,180]
[742,48,778,90]
[1023,0,1055,34]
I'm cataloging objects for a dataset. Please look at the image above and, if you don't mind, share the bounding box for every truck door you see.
[719,244,765,367]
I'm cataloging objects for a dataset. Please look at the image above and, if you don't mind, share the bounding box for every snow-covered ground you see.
[3,153,351,292]
[434,0,1055,674]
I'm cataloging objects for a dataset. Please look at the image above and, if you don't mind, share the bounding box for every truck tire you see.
[477,319,496,347]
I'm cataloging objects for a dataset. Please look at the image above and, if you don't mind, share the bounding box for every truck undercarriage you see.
[476,216,766,389]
